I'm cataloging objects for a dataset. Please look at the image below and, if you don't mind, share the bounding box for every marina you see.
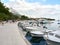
[18,20,60,45]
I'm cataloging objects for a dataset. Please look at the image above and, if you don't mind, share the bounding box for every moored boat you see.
[44,30,60,45]
[30,31,44,37]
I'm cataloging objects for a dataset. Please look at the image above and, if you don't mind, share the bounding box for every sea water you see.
[43,21,60,30]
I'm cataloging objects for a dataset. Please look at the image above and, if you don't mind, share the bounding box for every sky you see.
[1,0,60,20]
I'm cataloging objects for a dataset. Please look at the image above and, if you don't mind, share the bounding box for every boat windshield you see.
[55,34,60,38]
[29,22,32,24]
[49,33,54,36]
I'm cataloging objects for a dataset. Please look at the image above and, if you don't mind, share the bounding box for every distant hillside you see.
[30,18,55,21]
[0,2,29,21]
[0,2,20,21]
[39,18,55,21]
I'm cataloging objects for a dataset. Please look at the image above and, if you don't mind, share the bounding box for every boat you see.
[25,31,47,45]
[44,30,60,45]
[25,26,43,31]
[30,31,44,37]
[24,21,44,31]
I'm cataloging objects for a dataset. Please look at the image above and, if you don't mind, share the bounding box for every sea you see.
[43,21,60,30]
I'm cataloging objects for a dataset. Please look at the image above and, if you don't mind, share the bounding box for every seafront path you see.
[0,22,31,45]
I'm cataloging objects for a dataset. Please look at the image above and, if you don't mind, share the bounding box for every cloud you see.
[4,0,60,19]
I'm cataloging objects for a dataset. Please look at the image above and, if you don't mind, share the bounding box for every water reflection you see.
[30,37,47,45]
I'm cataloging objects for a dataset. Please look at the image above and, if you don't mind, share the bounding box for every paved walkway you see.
[0,22,31,45]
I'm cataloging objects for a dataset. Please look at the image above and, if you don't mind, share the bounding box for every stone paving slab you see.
[0,22,30,45]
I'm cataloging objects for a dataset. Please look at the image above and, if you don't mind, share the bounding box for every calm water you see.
[43,21,60,30]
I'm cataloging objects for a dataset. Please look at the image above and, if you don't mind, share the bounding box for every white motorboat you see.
[44,30,60,45]
[30,31,44,37]
[25,26,43,31]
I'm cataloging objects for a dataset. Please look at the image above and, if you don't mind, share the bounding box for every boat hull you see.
[31,33,44,37]
[46,39,60,45]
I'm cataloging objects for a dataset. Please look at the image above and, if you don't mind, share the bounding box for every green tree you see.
[20,15,29,20]
[0,2,20,21]
[0,2,29,21]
